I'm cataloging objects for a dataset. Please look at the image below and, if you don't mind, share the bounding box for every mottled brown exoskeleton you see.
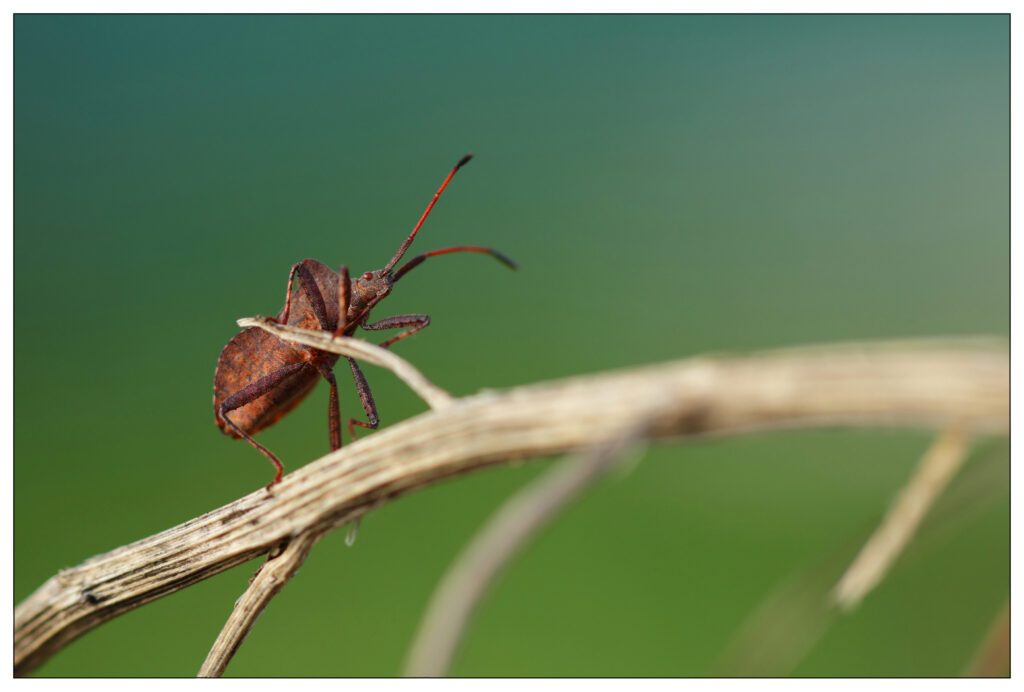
[213,155,515,487]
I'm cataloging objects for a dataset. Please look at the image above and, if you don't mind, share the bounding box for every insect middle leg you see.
[360,314,431,349]
[346,357,380,440]
[219,361,310,487]
[313,361,342,451]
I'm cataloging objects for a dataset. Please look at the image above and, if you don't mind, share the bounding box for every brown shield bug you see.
[213,154,515,487]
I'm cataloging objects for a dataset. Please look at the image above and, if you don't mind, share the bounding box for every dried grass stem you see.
[13,339,1007,676]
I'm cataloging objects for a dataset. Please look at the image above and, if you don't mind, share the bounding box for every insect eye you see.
[362,272,374,281]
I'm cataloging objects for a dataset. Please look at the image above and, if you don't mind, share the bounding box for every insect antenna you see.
[383,153,473,274]
[393,245,517,283]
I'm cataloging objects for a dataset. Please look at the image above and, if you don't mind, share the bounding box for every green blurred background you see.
[15,15,1008,677]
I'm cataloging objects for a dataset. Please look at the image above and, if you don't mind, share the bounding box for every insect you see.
[213,154,516,487]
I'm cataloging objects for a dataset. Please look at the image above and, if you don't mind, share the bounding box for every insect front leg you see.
[336,265,351,335]
[345,357,380,439]
[218,361,310,487]
[359,313,431,349]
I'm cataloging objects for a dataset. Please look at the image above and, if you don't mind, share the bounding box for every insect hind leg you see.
[218,361,308,487]
[278,260,333,331]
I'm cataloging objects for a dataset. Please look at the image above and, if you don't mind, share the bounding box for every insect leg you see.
[346,357,380,440]
[336,265,351,335]
[359,314,431,349]
[278,260,332,330]
[314,362,342,451]
[218,361,310,487]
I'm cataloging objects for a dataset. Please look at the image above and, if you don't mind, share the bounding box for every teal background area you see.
[15,15,1008,677]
